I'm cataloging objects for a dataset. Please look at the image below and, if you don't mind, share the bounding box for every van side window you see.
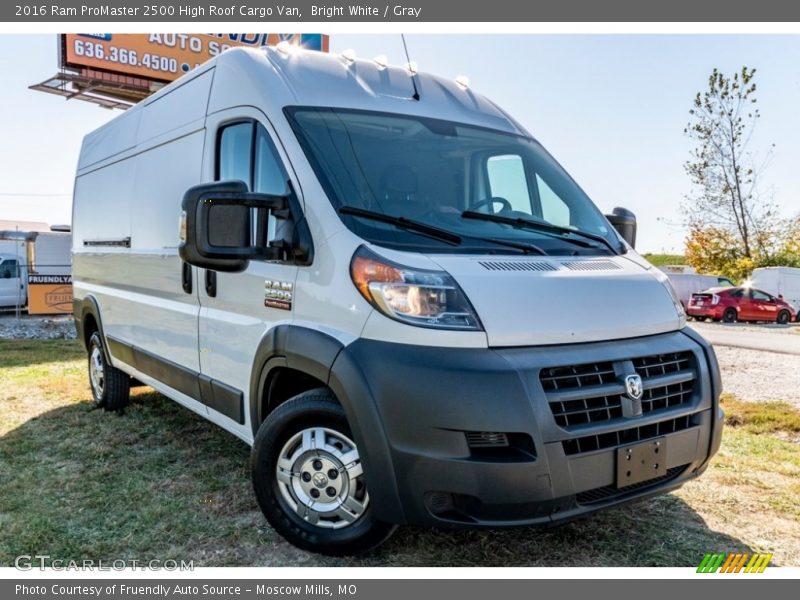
[254,126,289,196]
[486,155,532,213]
[536,174,571,228]
[217,121,290,245]
[218,122,253,186]
[484,154,571,227]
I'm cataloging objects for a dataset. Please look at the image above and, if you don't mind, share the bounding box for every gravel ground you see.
[713,345,800,405]
[0,315,76,340]
[2,316,797,405]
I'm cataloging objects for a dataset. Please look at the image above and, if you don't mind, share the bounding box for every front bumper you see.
[328,328,723,527]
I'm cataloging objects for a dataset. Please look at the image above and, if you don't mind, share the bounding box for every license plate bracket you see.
[616,437,667,488]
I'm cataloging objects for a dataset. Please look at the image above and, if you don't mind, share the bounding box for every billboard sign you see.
[61,33,328,82]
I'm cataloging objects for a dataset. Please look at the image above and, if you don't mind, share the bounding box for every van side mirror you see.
[179,180,288,273]
[605,206,637,248]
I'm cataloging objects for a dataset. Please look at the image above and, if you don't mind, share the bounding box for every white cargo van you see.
[750,267,800,319]
[72,46,723,555]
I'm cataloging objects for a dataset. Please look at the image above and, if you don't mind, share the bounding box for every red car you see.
[687,286,797,324]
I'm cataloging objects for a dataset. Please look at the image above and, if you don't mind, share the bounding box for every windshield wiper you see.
[461,210,621,254]
[339,206,547,255]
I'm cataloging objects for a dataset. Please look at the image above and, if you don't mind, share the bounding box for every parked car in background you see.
[687,286,797,324]
[750,267,800,319]
[666,273,735,309]
[0,253,27,307]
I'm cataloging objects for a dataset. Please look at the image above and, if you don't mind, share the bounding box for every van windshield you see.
[286,107,619,255]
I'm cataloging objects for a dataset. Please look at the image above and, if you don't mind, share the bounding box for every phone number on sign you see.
[73,39,179,74]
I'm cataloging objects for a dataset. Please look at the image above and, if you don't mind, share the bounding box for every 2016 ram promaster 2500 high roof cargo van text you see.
[72,46,723,555]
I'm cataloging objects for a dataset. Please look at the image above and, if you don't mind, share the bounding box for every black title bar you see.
[5,0,800,22]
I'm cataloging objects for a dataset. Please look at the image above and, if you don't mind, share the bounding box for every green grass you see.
[1,340,798,567]
[642,253,686,267]
[721,394,800,437]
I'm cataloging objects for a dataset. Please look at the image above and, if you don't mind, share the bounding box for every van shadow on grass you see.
[0,389,752,568]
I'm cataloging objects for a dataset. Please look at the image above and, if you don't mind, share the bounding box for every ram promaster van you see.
[72,46,723,555]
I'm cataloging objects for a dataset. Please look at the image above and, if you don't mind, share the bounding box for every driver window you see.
[486,155,532,213]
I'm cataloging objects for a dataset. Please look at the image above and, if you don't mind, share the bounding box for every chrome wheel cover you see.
[276,427,369,530]
[89,345,105,399]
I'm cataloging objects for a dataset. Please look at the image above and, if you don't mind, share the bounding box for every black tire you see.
[88,331,130,411]
[722,308,737,323]
[251,388,396,556]
[777,310,791,325]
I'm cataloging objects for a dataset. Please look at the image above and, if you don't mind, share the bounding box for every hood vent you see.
[561,260,621,271]
[478,260,557,272]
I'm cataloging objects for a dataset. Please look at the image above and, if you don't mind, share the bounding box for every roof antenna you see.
[401,34,420,101]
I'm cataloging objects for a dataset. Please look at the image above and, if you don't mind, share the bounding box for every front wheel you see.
[777,310,791,325]
[88,331,130,411]
[251,389,396,555]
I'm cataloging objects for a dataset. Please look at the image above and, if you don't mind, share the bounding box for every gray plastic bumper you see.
[328,328,723,527]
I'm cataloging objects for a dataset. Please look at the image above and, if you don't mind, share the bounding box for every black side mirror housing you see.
[179,180,290,273]
[605,206,637,249]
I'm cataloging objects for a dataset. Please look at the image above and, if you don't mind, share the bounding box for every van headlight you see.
[350,246,482,331]
[658,275,686,327]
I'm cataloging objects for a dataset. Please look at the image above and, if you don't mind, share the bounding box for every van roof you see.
[242,46,528,135]
[78,46,529,174]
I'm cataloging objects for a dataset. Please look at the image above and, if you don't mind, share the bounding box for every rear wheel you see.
[777,310,791,325]
[722,308,737,323]
[88,331,130,411]
[251,389,396,555]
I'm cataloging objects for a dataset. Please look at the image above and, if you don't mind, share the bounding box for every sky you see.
[1,34,799,253]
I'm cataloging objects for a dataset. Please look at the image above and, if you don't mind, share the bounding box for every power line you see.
[0,193,71,197]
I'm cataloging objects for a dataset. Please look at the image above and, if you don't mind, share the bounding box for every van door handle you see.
[205,270,217,298]
[181,262,192,294]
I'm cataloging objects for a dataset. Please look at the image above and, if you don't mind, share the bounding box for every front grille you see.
[576,464,689,505]
[641,381,693,414]
[540,362,616,391]
[562,415,695,456]
[540,351,696,430]
[633,352,692,378]
[550,394,624,428]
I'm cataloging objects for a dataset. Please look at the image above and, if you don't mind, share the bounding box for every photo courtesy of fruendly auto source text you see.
[0,0,798,596]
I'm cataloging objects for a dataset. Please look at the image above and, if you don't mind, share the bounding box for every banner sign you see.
[61,33,328,82]
[6,1,800,22]
[27,274,73,315]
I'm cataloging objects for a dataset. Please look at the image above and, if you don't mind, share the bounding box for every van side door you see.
[197,109,300,441]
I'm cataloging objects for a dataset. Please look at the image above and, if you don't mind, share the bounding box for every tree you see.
[684,67,781,261]
[684,226,752,281]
